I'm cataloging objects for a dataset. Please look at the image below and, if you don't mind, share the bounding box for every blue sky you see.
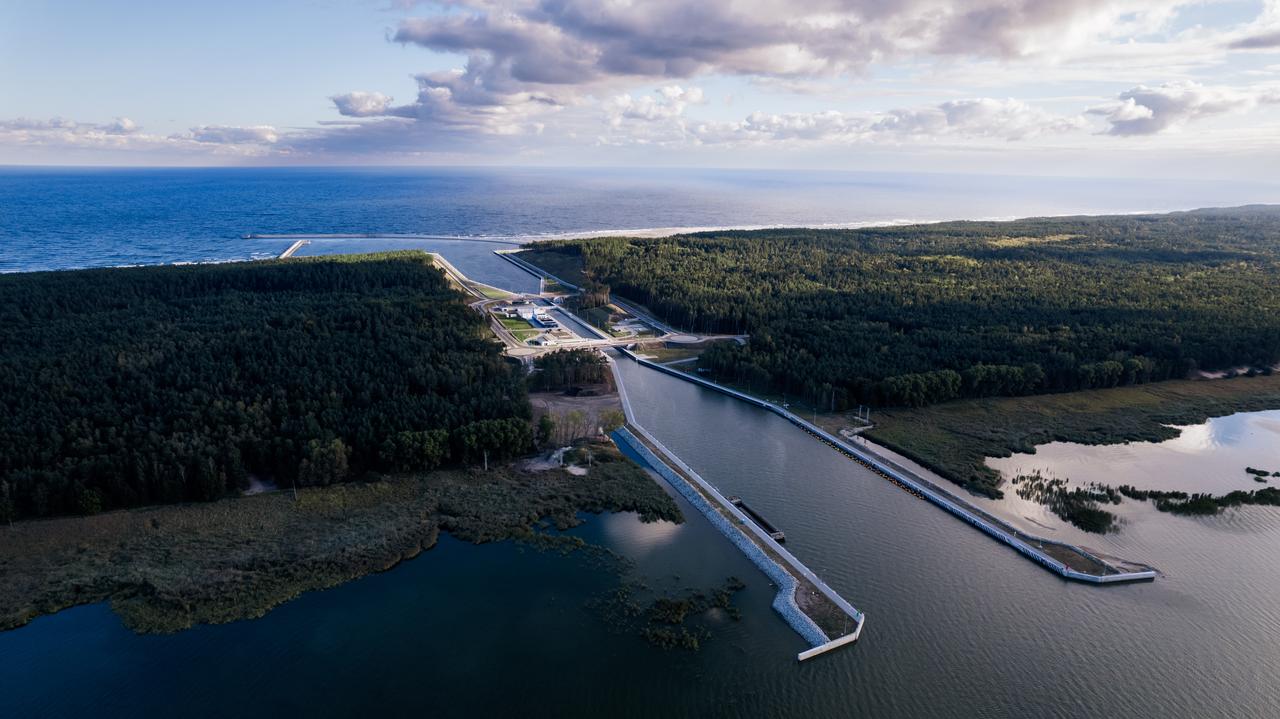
[2,0,1279,177]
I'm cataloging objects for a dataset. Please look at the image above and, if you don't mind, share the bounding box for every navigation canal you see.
[610,356,1280,718]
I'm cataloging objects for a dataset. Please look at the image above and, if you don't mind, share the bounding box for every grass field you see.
[474,284,513,299]
[855,374,1280,497]
[637,340,737,364]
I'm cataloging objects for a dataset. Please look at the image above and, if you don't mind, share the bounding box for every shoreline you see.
[243,207,1183,246]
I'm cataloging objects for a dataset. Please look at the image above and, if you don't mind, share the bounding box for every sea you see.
[3,166,1279,273]
[2,167,1280,718]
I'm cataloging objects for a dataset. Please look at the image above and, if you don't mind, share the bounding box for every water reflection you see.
[987,410,1280,495]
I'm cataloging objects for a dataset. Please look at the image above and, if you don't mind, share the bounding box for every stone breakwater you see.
[614,427,831,649]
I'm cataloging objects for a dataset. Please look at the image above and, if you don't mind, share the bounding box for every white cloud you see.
[184,125,280,144]
[7,1,1280,165]
[0,116,140,137]
[1090,82,1280,135]
[603,96,1086,146]
[605,86,704,126]
[331,91,398,118]
[0,116,284,160]
[384,0,1215,136]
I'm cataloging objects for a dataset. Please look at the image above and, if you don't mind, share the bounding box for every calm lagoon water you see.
[987,409,1280,496]
[0,463,805,719]
[4,168,1280,717]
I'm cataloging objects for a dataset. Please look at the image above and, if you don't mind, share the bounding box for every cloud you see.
[0,116,140,136]
[385,1,1195,134]
[1230,30,1280,49]
[603,95,1085,146]
[875,98,1087,140]
[1090,82,1280,135]
[326,63,560,138]
[184,125,280,144]
[605,86,704,126]
[396,1,1189,83]
[331,91,398,118]
[0,116,285,160]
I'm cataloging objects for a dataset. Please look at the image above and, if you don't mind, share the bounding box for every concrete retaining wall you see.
[614,427,831,650]
[494,250,581,290]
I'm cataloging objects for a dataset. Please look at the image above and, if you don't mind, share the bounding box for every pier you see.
[278,239,309,258]
[609,352,865,662]
[615,345,1157,585]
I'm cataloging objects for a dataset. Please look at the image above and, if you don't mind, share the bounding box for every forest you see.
[0,252,532,520]
[527,206,1280,409]
[528,348,613,391]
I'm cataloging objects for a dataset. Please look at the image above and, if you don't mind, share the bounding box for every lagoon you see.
[986,409,1280,496]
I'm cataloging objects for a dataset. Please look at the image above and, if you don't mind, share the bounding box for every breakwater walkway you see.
[609,354,865,662]
[615,346,1157,585]
[278,240,309,258]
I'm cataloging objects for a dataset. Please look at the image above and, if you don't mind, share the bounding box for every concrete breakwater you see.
[615,346,1157,585]
[610,354,865,661]
[614,427,831,652]
[278,239,309,258]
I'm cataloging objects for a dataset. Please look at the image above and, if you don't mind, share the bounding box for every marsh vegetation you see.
[0,440,681,633]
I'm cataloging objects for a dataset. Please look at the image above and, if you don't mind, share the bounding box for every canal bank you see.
[609,353,865,661]
[614,347,1156,584]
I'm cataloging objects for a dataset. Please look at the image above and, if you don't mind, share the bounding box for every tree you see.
[380,430,449,472]
[600,409,626,434]
[0,253,532,519]
[76,487,103,516]
[525,209,1280,409]
[536,415,556,447]
[0,481,14,527]
[298,439,351,487]
[454,418,533,468]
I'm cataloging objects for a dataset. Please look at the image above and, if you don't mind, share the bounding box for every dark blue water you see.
[4,166,1278,273]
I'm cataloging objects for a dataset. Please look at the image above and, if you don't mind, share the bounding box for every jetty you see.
[278,239,309,258]
[609,353,865,662]
[614,345,1157,585]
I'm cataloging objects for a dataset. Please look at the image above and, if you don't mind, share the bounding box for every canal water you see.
[5,239,1280,717]
[609,357,1280,718]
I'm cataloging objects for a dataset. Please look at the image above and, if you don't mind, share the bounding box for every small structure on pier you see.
[726,496,786,542]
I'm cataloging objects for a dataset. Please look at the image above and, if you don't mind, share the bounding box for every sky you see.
[2,0,1280,178]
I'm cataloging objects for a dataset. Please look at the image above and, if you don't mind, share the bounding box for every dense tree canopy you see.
[531,207,1280,408]
[529,349,612,391]
[0,252,531,519]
